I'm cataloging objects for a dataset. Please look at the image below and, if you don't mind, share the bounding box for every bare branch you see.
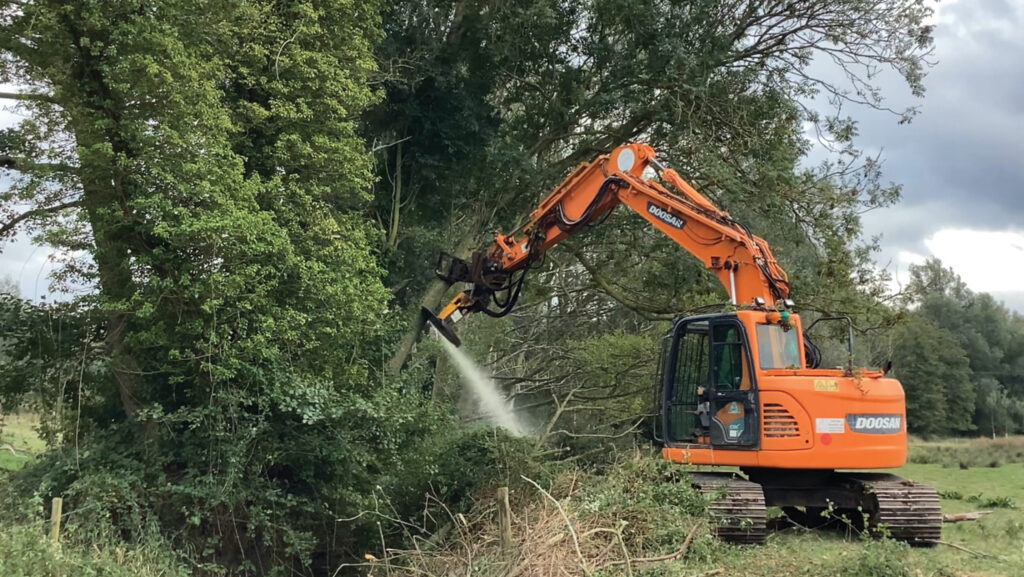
[0,155,74,174]
[0,90,58,105]
[370,135,412,154]
[568,246,682,319]
[0,199,82,238]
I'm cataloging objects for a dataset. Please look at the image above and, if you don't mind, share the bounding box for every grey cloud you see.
[849,0,1024,309]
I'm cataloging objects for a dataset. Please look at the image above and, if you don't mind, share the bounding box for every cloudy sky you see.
[852,0,1024,311]
[1,0,1023,311]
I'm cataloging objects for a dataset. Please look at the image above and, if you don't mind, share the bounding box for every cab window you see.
[710,324,750,390]
[755,323,802,369]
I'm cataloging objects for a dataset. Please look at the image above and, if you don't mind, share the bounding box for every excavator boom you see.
[430,143,790,334]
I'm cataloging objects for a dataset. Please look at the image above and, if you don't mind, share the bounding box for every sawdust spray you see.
[440,338,525,436]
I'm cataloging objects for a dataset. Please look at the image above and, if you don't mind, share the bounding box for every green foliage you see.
[575,456,708,551]
[382,425,543,527]
[938,490,1017,510]
[387,453,714,576]
[371,1,936,442]
[835,539,910,577]
[976,378,1024,438]
[890,314,974,436]
[0,0,408,572]
[0,0,978,574]
[900,258,1024,436]
[0,528,187,577]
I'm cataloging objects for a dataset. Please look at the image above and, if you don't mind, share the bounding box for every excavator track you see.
[691,473,768,545]
[843,473,942,545]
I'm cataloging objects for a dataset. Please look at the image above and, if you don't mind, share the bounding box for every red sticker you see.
[820,433,833,446]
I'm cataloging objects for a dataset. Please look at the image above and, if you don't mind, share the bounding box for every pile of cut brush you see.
[355,455,726,577]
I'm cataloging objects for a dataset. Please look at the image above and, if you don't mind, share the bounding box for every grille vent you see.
[763,403,799,438]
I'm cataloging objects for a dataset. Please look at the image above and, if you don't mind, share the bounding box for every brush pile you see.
[364,455,721,577]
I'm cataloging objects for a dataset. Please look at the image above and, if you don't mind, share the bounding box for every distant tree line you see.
[890,259,1024,438]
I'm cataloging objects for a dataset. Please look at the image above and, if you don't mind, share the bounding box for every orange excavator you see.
[424,143,941,545]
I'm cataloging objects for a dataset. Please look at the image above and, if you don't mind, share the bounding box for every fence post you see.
[497,487,513,555]
[49,497,62,543]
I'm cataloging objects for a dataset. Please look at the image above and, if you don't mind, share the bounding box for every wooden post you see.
[497,487,513,555]
[49,497,62,543]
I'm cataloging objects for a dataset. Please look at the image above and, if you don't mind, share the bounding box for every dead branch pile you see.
[355,466,711,577]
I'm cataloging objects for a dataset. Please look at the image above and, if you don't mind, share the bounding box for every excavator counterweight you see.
[425,143,941,546]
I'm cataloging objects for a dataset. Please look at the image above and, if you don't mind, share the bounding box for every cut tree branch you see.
[601,521,702,568]
[0,199,83,237]
[942,511,992,523]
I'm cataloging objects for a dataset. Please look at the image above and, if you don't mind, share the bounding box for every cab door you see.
[660,319,710,444]
[707,318,759,447]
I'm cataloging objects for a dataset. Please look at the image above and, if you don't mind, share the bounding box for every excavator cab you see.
[657,312,763,448]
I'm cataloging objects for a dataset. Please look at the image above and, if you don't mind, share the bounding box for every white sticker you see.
[815,418,845,434]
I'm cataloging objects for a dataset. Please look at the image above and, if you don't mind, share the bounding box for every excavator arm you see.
[426,143,791,345]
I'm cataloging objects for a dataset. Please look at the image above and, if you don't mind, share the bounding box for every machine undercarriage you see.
[693,470,942,545]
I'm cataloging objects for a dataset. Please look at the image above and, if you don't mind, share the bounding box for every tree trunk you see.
[79,174,142,419]
[385,274,454,376]
[386,139,403,251]
[64,14,143,420]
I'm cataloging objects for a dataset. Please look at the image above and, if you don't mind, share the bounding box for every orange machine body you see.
[660,309,907,470]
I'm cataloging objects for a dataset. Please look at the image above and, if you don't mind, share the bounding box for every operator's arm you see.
[426,143,789,343]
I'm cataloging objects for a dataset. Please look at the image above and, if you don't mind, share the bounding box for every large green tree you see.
[0,0,396,570]
[890,314,973,436]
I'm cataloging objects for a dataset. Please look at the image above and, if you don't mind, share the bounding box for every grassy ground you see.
[909,436,1024,469]
[696,439,1024,577]
[707,462,1024,577]
[0,413,44,471]
[1,418,1021,576]
[894,462,1022,575]
[376,440,1024,577]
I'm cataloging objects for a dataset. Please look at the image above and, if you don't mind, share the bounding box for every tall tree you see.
[905,259,1024,435]
[0,0,394,569]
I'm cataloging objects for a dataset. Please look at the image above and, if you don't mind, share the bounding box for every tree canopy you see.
[894,258,1024,436]
[0,0,406,567]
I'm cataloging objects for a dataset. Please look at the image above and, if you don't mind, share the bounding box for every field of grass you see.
[654,460,1022,577]
[909,435,1024,469]
[895,462,1022,575]
[0,413,44,471]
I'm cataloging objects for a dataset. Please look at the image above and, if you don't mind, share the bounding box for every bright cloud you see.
[923,228,1024,293]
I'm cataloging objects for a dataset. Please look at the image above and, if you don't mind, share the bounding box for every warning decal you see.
[815,418,845,434]
[814,379,839,392]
